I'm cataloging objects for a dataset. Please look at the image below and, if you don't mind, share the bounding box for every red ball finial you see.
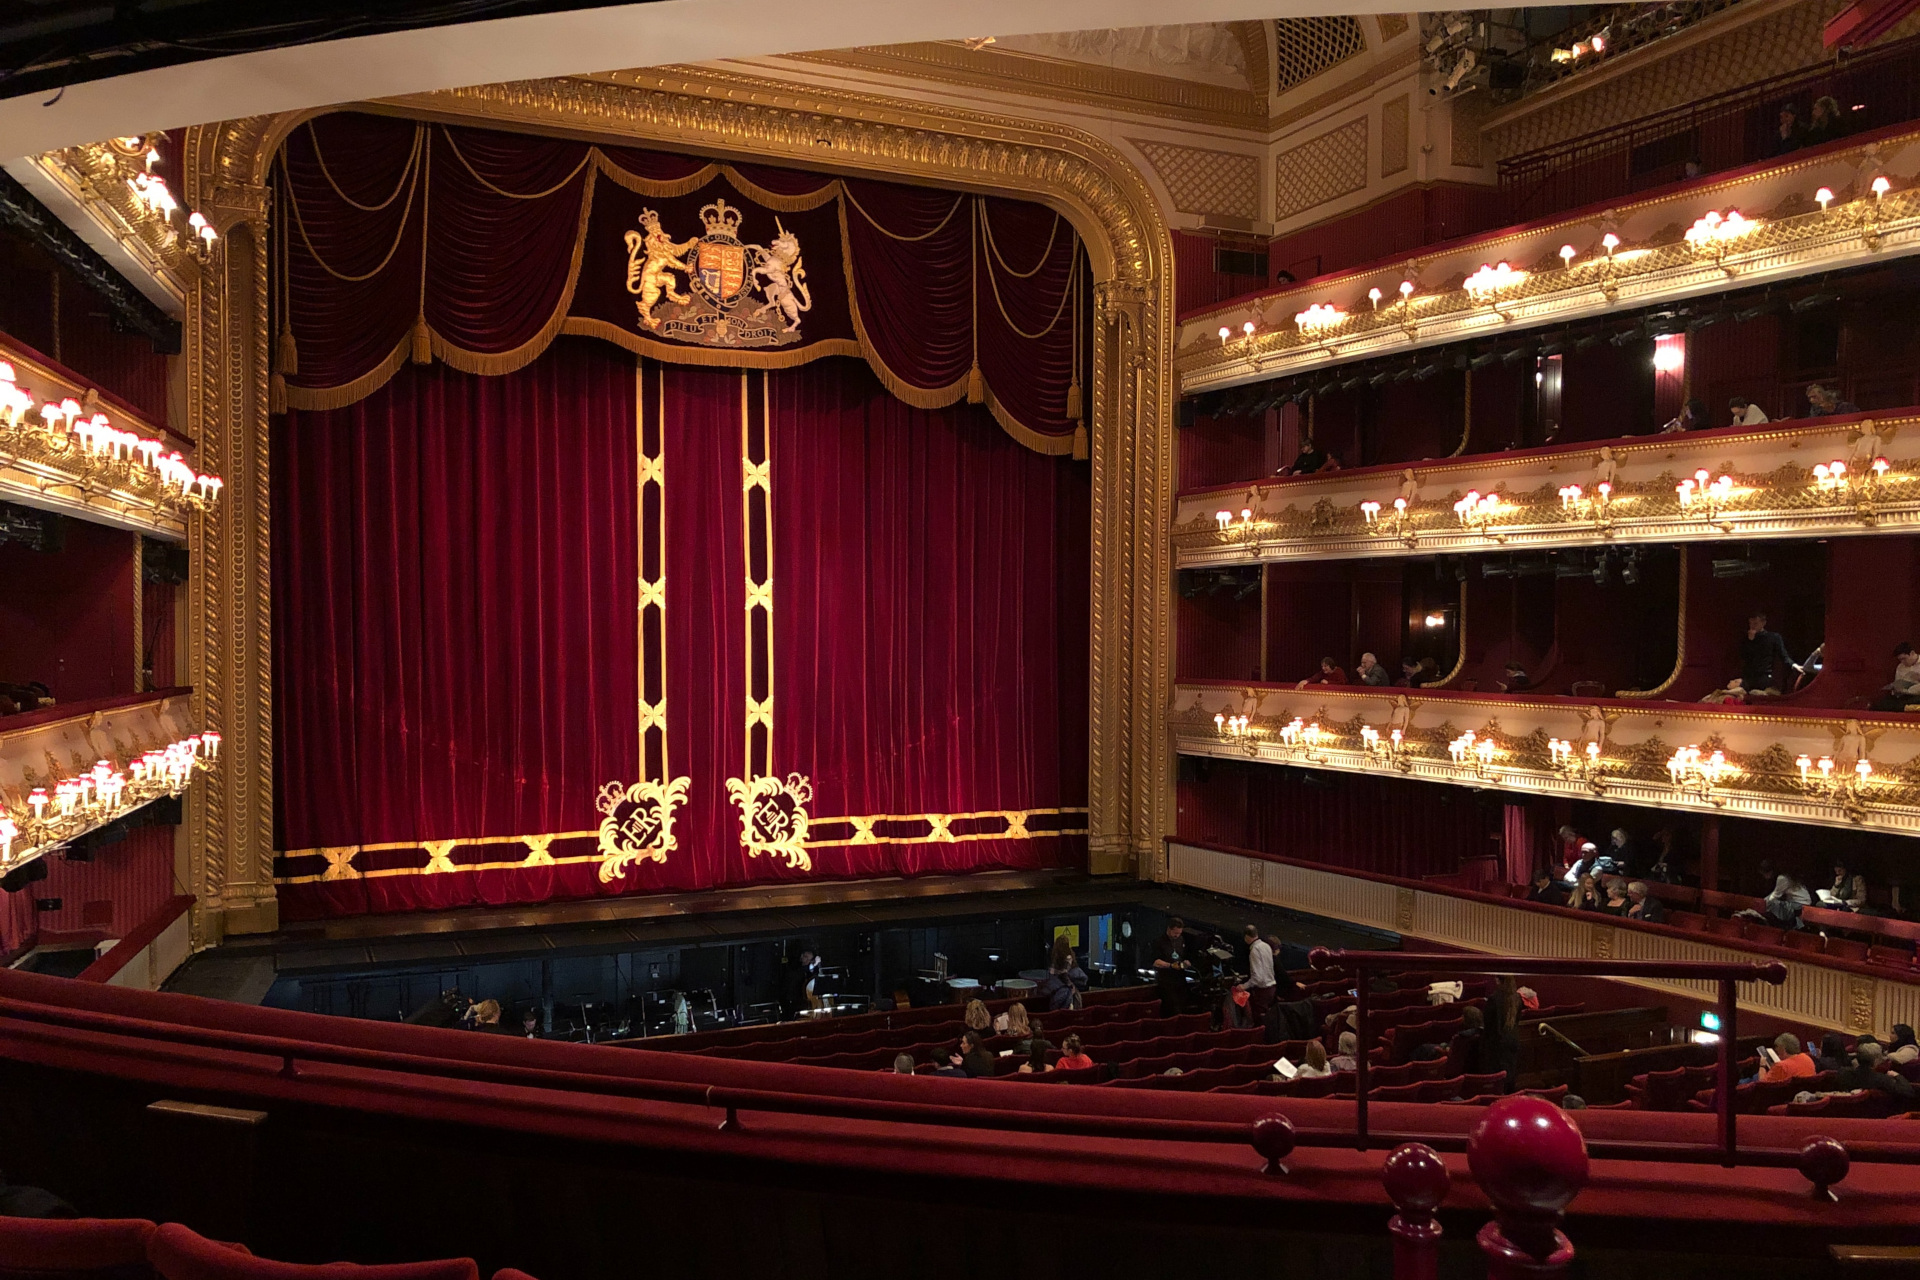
[1467,1095,1589,1217]
[1307,945,1334,972]
[1798,1136,1849,1202]
[1384,1142,1451,1217]
[1251,1113,1296,1175]
[1468,1096,1588,1270]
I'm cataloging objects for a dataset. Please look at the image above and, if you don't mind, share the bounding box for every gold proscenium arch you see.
[178,64,1178,941]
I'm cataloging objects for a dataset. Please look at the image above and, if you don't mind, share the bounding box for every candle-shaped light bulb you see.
[204,730,220,758]
[1874,456,1890,475]
[1242,321,1256,336]
[1819,756,1834,776]
[1399,280,1414,299]
[27,788,46,820]
[1218,326,1231,341]
[1815,187,1834,210]
[1872,176,1891,199]
[1857,758,1872,780]
[1601,233,1620,254]
[1797,754,1811,779]
[1559,244,1575,266]
[1586,742,1599,759]
[1215,712,1226,729]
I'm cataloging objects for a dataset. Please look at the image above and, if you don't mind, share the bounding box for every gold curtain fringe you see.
[1071,424,1089,461]
[410,317,433,364]
[284,336,412,412]
[269,372,288,415]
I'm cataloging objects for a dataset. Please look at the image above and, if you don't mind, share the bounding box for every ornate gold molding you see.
[1174,413,1920,568]
[184,64,1175,928]
[775,44,1267,131]
[1174,681,1920,839]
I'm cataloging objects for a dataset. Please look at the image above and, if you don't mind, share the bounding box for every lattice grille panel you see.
[1273,117,1369,221]
[1273,17,1368,93]
[1132,139,1261,219]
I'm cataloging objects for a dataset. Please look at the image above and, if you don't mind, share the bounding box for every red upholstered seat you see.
[0,1217,156,1279]
[146,1225,478,1280]
[1520,1084,1568,1103]
[1782,930,1825,953]
[1868,943,1915,970]
[1460,1071,1508,1096]
[1417,1075,1465,1102]
[1368,1081,1426,1101]
[1368,1062,1414,1088]
[1635,1066,1692,1112]
[1666,910,1708,932]
[1826,937,1872,962]
[1705,917,1746,940]
[492,1273,538,1280]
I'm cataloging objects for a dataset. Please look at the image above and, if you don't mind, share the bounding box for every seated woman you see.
[1293,1040,1333,1079]
[1601,880,1632,915]
[1818,862,1868,912]
[1567,874,1605,912]
[1296,656,1348,688]
[1052,1034,1093,1072]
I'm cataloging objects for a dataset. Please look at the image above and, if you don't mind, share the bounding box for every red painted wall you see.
[1172,230,1268,318]
[0,251,172,425]
[1268,183,1509,286]
[0,518,138,701]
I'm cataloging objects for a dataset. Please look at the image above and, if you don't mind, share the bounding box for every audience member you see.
[893,1053,917,1074]
[468,999,509,1033]
[1805,95,1847,147]
[1820,862,1868,912]
[1683,156,1706,179]
[1603,828,1634,876]
[1283,437,1330,475]
[1626,881,1665,923]
[1887,1025,1918,1065]
[1567,874,1604,913]
[1526,872,1562,904]
[1601,880,1631,915]
[1018,1015,1054,1068]
[1453,1005,1486,1073]
[1773,102,1807,154]
[520,1009,541,1038]
[1728,395,1769,426]
[1054,1034,1093,1072]
[1236,924,1278,1023]
[1396,658,1433,687]
[1152,917,1192,1016]
[1761,1032,1817,1083]
[1497,661,1529,692]
[1557,825,1598,883]
[953,1030,996,1077]
[1561,1095,1588,1111]
[1804,383,1860,417]
[1871,643,1920,711]
[1329,1031,1359,1073]
[1757,870,1812,927]
[1355,652,1391,686]
[1644,827,1678,884]
[1036,939,1088,1011]
[1738,612,1798,696]
[1814,1032,1853,1074]
[1659,397,1708,434]
[964,999,992,1034]
[1297,656,1348,688]
[1294,1040,1333,1079]
[1486,977,1522,1090]
[1840,1041,1917,1105]
[927,1050,966,1078]
[1002,1003,1032,1041]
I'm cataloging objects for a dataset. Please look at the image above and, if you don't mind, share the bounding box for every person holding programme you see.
[1152,917,1193,1016]
[1729,395,1769,426]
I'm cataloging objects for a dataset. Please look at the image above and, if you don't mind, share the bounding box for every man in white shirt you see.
[1238,924,1277,1023]
[1729,396,1769,426]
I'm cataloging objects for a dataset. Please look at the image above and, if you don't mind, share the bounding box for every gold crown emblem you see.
[700,199,744,236]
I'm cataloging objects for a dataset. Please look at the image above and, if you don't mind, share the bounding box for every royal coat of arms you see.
[623,199,811,349]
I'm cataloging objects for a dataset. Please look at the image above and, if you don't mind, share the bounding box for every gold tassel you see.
[269,371,288,416]
[1072,424,1089,461]
[966,364,984,405]
[1065,378,1082,422]
[276,323,298,376]
[410,317,432,365]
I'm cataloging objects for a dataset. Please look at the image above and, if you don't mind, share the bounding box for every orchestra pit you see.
[8,2,1920,1277]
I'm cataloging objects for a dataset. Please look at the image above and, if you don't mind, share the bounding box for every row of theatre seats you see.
[0,1217,524,1280]
[1621,1056,1920,1119]
[1486,875,1920,974]
[640,974,1587,1103]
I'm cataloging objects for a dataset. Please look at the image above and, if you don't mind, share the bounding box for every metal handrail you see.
[1311,948,1786,1167]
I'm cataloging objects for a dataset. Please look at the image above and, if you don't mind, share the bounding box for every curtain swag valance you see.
[272,112,1092,455]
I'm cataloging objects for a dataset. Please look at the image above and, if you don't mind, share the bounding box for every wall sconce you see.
[1558,244,1576,268]
[1368,287,1383,310]
[1360,500,1382,524]
[1453,489,1502,530]
[1295,304,1347,335]
[1815,187,1834,211]
[2,729,219,871]
[1667,743,1732,804]
[1464,262,1526,302]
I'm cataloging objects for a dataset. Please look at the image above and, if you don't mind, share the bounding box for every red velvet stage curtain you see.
[272,345,1087,918]
[763,357,1089,881]
[271,338,640,907]
[1243,766,1499,881]
[275,113,1086,452]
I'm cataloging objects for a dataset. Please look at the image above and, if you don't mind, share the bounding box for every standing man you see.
[1236,925,1277,1025]
[1152,917,1192,1017]
[1739,612,1799,697]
